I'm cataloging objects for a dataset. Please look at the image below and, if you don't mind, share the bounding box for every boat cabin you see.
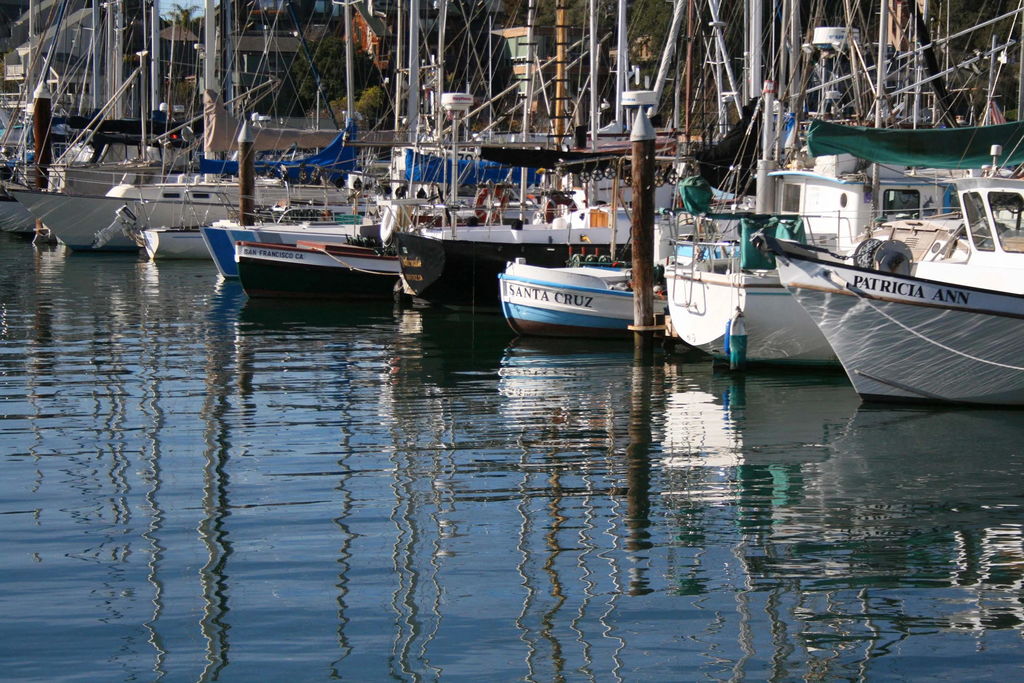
[769,155,958,252]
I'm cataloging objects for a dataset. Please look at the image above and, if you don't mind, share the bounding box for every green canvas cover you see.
[806,119,1024,169]
[678,175,713,215]
[739,216,805,270]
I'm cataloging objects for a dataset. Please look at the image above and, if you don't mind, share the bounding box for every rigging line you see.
[834,272,1024,371]
[305,245,396,276]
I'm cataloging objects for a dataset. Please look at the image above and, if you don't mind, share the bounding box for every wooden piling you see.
[629,106,656,359]
[238,122,255,226]
[32,83,52,238]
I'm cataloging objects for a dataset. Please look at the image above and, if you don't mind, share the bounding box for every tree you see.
[290,38,380,117]
[165,3,201,31]
[355,85,387,126]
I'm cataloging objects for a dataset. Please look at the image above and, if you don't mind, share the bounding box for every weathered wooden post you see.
[238,122,255,226]
[32,83,52,238]
[629,101,656,359]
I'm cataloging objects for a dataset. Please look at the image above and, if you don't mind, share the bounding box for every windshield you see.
[962,191,994,251]
[988,191,1024,253]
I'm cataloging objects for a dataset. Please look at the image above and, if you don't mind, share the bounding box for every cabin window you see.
[162,192,180,198]
[989,191,1024,253]
[882,189,920,218]
[781,184,801,213]
[962,191,995,251]
[192,192,211,199]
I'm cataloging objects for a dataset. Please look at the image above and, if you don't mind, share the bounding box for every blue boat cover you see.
[404,148,541,186]
[198,127,358,182]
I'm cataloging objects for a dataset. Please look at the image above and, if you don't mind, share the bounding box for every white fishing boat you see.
[665,215,839,365]
[665,163,957,366]
[499,258,664,338]
[764,176,1024,405]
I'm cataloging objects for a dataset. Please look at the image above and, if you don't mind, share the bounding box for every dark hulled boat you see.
[394,215,633,310]
[237,240,400,300]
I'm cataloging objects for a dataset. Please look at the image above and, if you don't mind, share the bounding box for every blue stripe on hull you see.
[502,301,629,331]
[202,227,258,278]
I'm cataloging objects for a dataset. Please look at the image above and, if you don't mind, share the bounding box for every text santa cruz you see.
[851,274,970,305]
[505,282,595,308]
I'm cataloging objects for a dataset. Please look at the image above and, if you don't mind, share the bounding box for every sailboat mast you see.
[204,0,215,98]
[203,0,216,160]
[344,0,355,126]
[746,0,761,102]
[435,0,447,140]
[393,0,404,131]
[614,0,627,129]
[91,0,101,111]
[407,0,420,141]
[872,0,889,216]
[151,0,160,114]
[588,0,597,150]
[553,0,568,144]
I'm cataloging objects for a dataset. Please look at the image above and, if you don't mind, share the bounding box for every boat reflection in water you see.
[5,231,1024,681]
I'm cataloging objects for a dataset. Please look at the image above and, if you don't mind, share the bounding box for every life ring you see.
[542,197,556,223]
[474,185,492,222]
[475,184,508,223]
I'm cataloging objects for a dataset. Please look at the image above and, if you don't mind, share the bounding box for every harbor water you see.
[2,233,1024,681]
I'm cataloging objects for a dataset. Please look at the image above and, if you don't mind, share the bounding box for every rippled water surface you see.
[3,234,1024,681]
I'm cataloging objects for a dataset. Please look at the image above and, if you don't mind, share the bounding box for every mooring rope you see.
[307,245,397,277]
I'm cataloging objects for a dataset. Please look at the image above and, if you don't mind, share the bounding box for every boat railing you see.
[801,212,862,251]
[675,239,740,273]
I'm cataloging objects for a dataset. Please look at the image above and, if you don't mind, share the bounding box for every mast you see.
[203,0,216,161]
[434,0,447,140]
[553,0,568,144]
[344,0,355,127]
[872,0,889,217]
[588,0,597,150]
[151,0,160,114]
[407,0,420,141]
[90,0,102,111]
[520,0,536,140]
[223,0,234,105]
[519,0,536,219]
[651,0,685,115]
[393,0,404,131]
[203,0,216,99]
[614,0,627,129]
[746,0,762,102]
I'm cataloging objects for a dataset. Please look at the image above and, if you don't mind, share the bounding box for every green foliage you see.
[290,38,381,117]
[165,3,201,30]
[355,85,387,125]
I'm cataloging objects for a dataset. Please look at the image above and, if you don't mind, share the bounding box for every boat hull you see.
[0,195,34,234]
[773,241,1024,404]
[665,266,837,365]
[499,263,657,338]
[142,229,211,259]
[202,223,372,277]
[11,190,144,251]
[396,231,619,309]
[236,241,399,300]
